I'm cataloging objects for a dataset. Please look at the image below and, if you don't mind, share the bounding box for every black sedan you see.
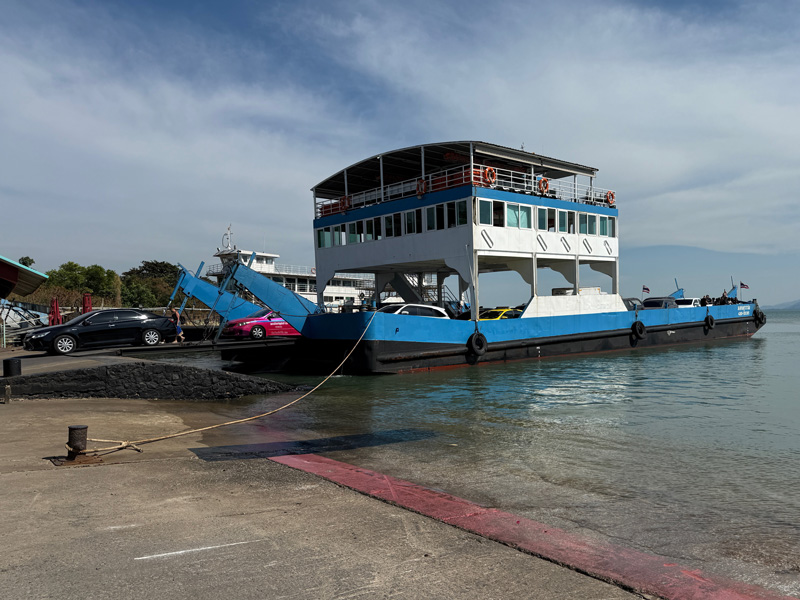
[23,309,177,355]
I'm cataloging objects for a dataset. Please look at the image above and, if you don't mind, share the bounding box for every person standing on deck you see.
[171,307,185,344]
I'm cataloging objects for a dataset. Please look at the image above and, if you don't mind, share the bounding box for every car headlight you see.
[29,331,50,339]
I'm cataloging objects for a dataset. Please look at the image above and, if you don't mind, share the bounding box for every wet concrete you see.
[0,395,642,600]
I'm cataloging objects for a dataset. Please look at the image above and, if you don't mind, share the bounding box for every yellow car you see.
[479,307,522,320]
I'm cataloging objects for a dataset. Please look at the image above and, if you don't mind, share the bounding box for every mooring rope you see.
[69,310,379,456]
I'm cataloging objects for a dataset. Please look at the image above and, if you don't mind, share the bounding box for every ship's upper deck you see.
[312,141,615,218]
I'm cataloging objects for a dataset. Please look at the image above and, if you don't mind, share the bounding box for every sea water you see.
[177,311,800,595]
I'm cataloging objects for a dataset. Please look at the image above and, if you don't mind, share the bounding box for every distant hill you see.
[764,299,800,310]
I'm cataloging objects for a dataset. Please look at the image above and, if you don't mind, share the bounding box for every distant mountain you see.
[764,299,800,310]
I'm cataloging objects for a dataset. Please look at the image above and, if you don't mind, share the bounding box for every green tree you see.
[84,264,118,297]
[46,262,87,290]
[121,278,158,308]
[18,256,35,267]
[123,260,180,282]
[121,260,180,307]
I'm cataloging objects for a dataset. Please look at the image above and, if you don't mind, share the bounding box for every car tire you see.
[142,329,162,346]
[250,325,266,340]
[53,335,77,355]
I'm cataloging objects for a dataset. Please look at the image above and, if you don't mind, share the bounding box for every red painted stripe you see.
[270,453,794,600]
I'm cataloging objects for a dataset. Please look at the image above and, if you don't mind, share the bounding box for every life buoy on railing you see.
[416,178,427,198]
[538,178,549,194]
[606,191,615,206]
[483,167,496,186]
[311,268,316,275]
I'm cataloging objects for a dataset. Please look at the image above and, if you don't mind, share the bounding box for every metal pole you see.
[379,156,384,203]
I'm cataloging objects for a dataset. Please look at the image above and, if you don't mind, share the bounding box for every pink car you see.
[221,309,300,340]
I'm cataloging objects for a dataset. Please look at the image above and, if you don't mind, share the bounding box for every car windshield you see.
[63,313,91,326]
[675,299,694,306]
[643,299,665,308]
[480,310,505,319]
[377,305,403,313]
[249,308,273,318]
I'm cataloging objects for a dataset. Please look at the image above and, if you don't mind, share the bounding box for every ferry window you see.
[384,215,394,237]
[457,200,468,225]
[537,207,547,230]
[324,296,333,302]
[568,211,576,233]
[493,201,505,227]
[317,228,331,248]
[348,223,359,244]
[436,203,445,230]
[357,220,364,241]
[608,217,616,237]
[507,203,519,228]
[579,214,588,234]
[333,225,342,246]
[479,200,492,225]
[599,216,608,236]
[405,211,415,234]
[447,202,456,228]
[416,208,423,231]
[588,214,597,235]
[520,205,531,229]
[547,208,556,232]
[365,219,374,241]
[426,206,436,231]
[558,210,567,233]
[373,217,382,240]
[393,213,402,236]
[285,277,296,291]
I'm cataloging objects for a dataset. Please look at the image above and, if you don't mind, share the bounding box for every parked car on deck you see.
[22,309,177,355]
[642,297,679,309]
[376,303,449,318]
[675,298,701,307]
[479,307,522,320]
[220,309,301,340]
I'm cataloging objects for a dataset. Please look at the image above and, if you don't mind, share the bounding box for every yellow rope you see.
[76,310,379,456]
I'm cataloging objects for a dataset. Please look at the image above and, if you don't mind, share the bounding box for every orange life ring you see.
[538,178,549,194]
[483,167,496,185]
[416,179,427,197]
[311,268,316,275]
[606,191,615,206]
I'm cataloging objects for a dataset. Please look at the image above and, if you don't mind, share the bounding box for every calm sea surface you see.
[172,310,800,595]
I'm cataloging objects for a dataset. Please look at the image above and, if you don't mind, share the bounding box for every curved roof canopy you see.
[0,255,48,299]
[312,140,598,200]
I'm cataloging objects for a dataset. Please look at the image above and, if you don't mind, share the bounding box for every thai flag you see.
[740,282,750,289]
[642,285,650,294]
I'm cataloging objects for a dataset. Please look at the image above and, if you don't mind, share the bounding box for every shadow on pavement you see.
[191,428,436,461]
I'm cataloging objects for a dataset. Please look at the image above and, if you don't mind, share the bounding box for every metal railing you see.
[315,164,616,217]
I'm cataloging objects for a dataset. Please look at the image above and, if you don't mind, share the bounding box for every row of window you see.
[318,200,470,248]
[317,199,616,249]
[478,200,616,236]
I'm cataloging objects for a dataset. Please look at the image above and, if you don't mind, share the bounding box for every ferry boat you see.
[199,141,768,373]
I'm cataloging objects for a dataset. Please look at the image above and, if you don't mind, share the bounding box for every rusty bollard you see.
[67,425,88,460]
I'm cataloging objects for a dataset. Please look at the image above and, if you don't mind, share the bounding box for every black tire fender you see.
[704,315,715,329]
[632,320,646,340]
[467,332,488,356]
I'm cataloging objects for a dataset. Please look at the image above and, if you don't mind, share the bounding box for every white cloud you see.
[1,0,798,304]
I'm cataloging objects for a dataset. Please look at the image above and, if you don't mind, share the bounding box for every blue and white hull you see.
[281,303,764,374]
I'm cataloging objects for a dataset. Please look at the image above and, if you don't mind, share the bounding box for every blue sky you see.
[2,0,799,304]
